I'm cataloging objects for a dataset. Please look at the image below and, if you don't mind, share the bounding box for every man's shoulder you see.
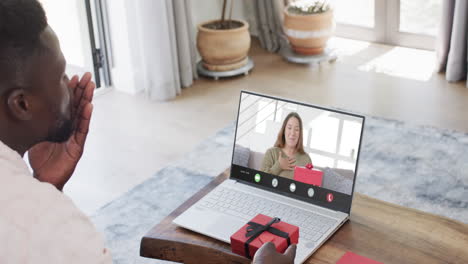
[0,170,110,264]
[0,169,88,230]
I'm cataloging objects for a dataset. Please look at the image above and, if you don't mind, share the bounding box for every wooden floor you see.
[67,38,468,215]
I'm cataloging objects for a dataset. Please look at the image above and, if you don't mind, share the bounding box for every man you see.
[0,0,296,263]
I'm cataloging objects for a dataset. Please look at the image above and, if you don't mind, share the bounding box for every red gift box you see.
[230,214,299,259]
[294,163,323,186]
[337,251,383,264]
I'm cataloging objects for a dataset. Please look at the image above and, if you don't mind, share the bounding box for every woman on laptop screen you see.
[261,112,312,180]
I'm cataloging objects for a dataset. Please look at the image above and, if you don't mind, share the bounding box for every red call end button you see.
[327,193,334,202]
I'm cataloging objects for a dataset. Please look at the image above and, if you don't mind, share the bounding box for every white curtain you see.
[253,0,287,52]
[133,0,198,101]
[436,0,468,87]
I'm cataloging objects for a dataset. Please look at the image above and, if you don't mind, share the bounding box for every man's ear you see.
[6,89,33,121]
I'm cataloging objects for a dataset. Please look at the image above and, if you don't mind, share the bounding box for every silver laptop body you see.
[174,91,365,263]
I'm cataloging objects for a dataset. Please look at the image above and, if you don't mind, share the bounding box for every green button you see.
[254,173,261,183]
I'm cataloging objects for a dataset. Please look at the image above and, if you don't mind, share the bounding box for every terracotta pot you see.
[197,19,251,71]
[283,8,334,55]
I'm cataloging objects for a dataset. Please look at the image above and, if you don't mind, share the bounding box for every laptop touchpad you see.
[211,214,246,241]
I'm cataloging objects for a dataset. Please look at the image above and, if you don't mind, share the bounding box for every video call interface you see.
[231,93,364,212]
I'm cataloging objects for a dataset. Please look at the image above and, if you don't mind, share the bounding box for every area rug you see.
[91,116,468,264]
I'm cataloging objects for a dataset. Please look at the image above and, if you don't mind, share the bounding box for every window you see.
[399,0,441,36]
[334,0,374,28]
[332,0,442,50]
[39,0,112,87]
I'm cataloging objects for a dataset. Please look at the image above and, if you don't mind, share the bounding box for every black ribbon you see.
[244,217,291,259]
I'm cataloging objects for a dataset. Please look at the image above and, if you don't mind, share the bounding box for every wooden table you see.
[140,170,468,264]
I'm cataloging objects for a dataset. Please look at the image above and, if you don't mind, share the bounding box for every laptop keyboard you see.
[198,186,339,242]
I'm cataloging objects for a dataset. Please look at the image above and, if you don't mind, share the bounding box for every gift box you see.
[294,163,323,186]
[230,214,299,259]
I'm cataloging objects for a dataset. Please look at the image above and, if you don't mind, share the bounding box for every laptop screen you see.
[230,91,365,214]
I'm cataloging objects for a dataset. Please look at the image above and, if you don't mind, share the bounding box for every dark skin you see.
[0,25,296,263]
[253,242,297,264]
[0,26,95,191]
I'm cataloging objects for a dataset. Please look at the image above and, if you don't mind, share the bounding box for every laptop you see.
[174,91,365,263]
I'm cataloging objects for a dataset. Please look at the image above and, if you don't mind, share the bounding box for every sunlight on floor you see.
[358,46,436,81]
[328,37,437,81]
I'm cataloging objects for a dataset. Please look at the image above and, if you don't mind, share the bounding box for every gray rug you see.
[91,116,468,264]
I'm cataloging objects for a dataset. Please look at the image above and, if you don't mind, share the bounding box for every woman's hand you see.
[279,153,296,171]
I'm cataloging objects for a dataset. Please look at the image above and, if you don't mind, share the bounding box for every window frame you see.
[334,0,436,50]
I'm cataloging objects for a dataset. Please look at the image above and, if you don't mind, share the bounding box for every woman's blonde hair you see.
[274,112,305,154]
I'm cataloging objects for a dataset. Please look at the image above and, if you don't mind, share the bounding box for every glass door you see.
[331,0,383,42]
[39,0,111,88]
[387,0,442,49]
[331,0,442,50]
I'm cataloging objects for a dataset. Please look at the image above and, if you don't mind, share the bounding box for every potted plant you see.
[284,0,333,55]
[197,0,251,71]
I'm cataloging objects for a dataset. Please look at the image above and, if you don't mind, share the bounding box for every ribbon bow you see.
[243,217,291,259]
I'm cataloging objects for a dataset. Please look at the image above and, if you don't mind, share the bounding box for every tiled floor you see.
[66,38,468,215]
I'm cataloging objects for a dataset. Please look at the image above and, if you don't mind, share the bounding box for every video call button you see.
[272,178,278,188]
[254,173,261,183]
[327,193,334,202]
[289,183,296,193]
